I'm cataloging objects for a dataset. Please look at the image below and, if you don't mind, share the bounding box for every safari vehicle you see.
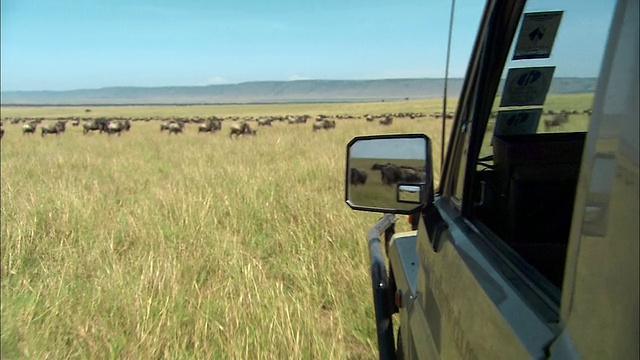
[345,0,638,358]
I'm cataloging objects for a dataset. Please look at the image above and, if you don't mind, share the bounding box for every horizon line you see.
[0,76,597,93]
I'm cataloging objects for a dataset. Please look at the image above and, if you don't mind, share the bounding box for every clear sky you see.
[350,137,427,160]
[1,0,615,91]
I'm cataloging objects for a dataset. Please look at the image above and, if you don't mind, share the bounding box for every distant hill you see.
[0,78,597,106]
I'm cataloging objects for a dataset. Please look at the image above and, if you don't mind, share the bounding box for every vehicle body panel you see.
[550,0,639,357]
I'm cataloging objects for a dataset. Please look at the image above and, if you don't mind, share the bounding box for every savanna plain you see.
[0,94,591,359]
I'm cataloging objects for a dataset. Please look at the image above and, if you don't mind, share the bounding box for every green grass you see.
[0,94,595,359]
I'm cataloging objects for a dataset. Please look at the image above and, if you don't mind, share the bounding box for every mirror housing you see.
[345,134,433,214]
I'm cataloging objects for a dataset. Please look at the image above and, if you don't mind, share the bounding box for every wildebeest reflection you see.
[371,163,426,185]
[350,167,368,186]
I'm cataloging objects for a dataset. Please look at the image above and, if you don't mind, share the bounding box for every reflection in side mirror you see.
[345,134,433,214]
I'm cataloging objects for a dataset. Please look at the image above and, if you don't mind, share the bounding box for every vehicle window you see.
[472,1,617,291]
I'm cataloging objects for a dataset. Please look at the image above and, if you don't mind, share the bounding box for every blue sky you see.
[1,0,615,91]
[350,137,427,160]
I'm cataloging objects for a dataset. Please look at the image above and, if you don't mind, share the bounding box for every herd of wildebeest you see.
[0,111,435,140]
[0,108,590,140]
[350,163,428,187]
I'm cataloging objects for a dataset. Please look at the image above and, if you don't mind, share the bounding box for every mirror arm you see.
[367,213,397,359]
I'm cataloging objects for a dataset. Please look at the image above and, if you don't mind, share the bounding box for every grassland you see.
[1,94,593,359]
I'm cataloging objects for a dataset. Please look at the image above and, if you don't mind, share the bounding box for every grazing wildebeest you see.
[350,167,368,186]
[398,166,427,182]
[544,113,569,131]
[106,121,127,136]
[22,122,38,135]
[160,121,173,132]
[168,121,184,135]
[198,119,222,133]
[312,119,336,131]
[379,116,393,126]
[372,163,426,185]
[41,121,66,137]
[257,118,273,126]
[229,122,257,138]
[83,118,109,134]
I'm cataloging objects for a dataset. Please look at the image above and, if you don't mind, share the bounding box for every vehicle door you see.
[406,0,620,358]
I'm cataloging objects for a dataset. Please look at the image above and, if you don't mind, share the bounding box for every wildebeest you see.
[160,121,173,132]
[372,163,426,185]
[350,167,368,186]
[257,118,273,126]
[312,119,336,131]
[41,121,66,137]
[379,116,393,126]
[198,119,222,133]
[288,115,309,125]
[1,127,4,139]
[229,122,257,138]
[106,120,128,136]
[544,113,569,131]
[83,118,109,134]
[22,122,38,135]
[168,121,185,135]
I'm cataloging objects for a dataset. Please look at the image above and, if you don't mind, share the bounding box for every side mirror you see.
[345,134,433,214]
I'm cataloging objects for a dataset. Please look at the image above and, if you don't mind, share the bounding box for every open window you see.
[469,0,617,295]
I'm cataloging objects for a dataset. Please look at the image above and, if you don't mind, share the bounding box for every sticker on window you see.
[493,108,542,136]
[513,11,563,60]
[500,67,555,107]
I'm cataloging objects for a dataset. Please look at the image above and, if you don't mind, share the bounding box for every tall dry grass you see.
[1,105,448,359]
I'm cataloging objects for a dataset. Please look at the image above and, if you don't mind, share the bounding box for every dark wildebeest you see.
[168,121,185,135]
[229,122,257,139]
[41,121,66,137]
[257,118,273,126]
[398,166,427,182]
[379,116,393,126]
[106,121,127,136]
[22,122,38,135]
[198,119,222,133]
[83,118,109,134]
[160,121,170,132]
[372,163,426,185]
[350,168,368,186]
[160,119,184,132]
[312,119,336,131]
[544,113,569,131]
